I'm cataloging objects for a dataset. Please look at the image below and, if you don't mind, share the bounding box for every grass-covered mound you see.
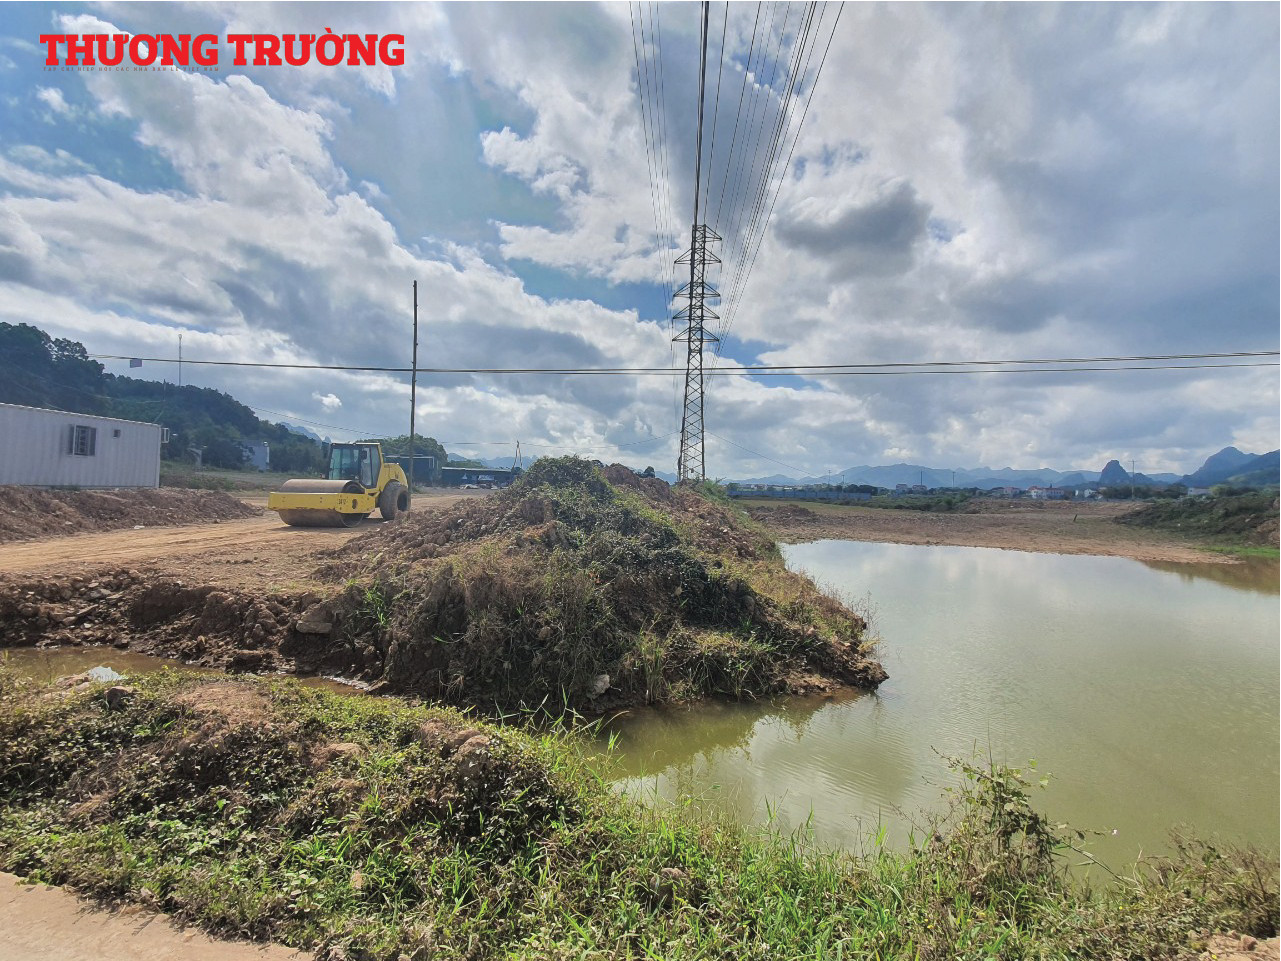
[315,458,884,710]
[1118,492,1279,551]
[0,670,1274,960]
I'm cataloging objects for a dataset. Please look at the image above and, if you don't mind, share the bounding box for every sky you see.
[0,1,1277,479]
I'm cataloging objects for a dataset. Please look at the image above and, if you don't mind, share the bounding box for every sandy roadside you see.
[740,498,1244,565]
[0,872,307,961]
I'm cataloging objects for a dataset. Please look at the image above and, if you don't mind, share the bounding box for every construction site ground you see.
[0,489,486,589]
[0,487,1274,961]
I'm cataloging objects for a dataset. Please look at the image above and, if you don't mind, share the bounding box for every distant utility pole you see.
[674,1,719,482]
[408,281,419,502]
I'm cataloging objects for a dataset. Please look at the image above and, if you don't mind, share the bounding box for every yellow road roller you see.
[268,442,410,528]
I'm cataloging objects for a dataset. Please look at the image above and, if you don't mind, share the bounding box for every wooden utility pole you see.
[408,281,419,504]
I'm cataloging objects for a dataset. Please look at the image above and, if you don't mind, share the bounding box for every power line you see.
[249,403,682,457]
[720,1,838,343]
[701,1,730,222]
[705,428,813,477]
[91,350,1279,375]
[650,1,681,303]
[719,2,825,337]
[712,2,763,230]
[630,2,672,304]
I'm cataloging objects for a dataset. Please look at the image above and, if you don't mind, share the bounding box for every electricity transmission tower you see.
[673,224,720,480]
[674,0,717,482]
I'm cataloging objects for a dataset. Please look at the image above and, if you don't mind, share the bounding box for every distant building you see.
[1186,487,1213,497]
[240,441,270,471]
[1028,486,1066,500]
[439,466,515,488]
[0,402,164,488]
[387,455,438,485]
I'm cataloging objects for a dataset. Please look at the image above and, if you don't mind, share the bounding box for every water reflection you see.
[603,542,1280,862]
[1139,555,1279,594]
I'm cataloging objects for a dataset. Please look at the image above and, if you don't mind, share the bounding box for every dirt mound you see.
[0,487,261,543]
[307,458,885,709]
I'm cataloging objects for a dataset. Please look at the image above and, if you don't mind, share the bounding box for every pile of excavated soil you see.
[0,487,261,543]
[304,459,885,709]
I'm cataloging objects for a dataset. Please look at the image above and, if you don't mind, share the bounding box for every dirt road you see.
[0,872,307,961]
[0,491,485,588]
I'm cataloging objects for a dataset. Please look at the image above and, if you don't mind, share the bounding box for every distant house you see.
[240,440,270,472]
[1028,486,1066,500]
[1081,489,1102,500]
[0,402,164,488]
[1186,487,1213,497]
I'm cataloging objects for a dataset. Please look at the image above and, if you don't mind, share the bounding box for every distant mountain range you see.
[280,422,331,445]
[282,422,1277,493]
[726,447,1279,491]
[1180,447,1279,488]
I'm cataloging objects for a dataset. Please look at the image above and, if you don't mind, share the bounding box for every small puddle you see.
[1,646,365,695]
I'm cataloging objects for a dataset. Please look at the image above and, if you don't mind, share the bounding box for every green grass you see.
[1206,544,1280,559]
[1118,492,1279,548]
[160,464,299,492]
[0,670,1274,960]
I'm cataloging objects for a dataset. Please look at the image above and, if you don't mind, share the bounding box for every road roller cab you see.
[268,442,410,528]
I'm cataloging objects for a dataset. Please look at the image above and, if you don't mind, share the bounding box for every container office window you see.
[69,424,97,456]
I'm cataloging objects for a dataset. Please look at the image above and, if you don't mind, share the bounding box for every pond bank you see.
[740,498,1271,563]
[0,671,1275,960]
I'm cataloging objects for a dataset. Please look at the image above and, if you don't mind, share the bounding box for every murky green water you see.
[604,544,1279,865]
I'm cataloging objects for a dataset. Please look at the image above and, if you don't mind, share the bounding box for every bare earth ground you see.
[741,498,1241,564]
[0,489,486,588]
[0,872,306,961]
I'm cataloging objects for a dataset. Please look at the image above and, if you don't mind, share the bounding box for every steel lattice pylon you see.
[673,223,721,481]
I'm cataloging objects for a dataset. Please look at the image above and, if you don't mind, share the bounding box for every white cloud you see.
[35,86,69,115]
[0,3,1273,479]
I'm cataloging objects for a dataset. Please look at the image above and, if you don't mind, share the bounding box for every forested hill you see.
[0,322,324,472]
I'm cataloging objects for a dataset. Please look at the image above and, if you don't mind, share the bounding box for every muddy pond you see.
[603,543,1279,867]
